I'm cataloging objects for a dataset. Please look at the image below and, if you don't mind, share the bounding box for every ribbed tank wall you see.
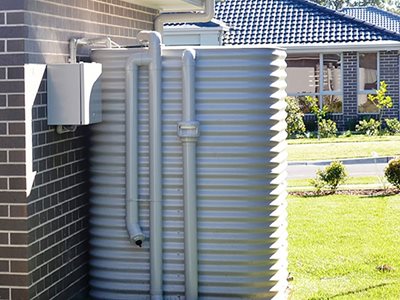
[90,46,288,299]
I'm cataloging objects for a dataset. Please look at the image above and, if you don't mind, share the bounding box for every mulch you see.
[290,188,400,197]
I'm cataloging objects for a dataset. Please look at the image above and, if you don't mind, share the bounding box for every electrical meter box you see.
[47,62,102,125]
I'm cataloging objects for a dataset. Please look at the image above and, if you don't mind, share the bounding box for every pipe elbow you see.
[126,222,145,247]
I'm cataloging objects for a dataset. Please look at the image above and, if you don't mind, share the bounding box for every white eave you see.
[279,40,400,53]
[125,0,204,12]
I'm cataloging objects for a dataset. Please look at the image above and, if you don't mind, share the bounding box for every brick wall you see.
[0,0,156,299]
[380,50,399,120]
[342,51,358,130]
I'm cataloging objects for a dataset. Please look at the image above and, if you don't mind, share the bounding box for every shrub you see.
[319,119,337,138]
[385,157,400,189]
[285,97,306,137]
[385,118,400,134]
[368,81,392,128]
[355,119,381,136]
[311,161,347,193]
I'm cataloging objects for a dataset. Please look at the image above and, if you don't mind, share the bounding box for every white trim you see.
[281,41,400,54]
[357,51,380,114]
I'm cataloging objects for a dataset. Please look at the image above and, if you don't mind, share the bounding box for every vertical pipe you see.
[125,31,163,299]
[179,49,199,299]
[146,31,164,300]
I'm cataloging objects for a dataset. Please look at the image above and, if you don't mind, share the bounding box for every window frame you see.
[286,52,343,115]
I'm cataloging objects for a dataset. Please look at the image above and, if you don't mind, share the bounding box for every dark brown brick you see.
[10,205,27,218]
[1,0,25,10]
[6,12,24,25]
[8,150,24,162]
[0,26,27,39]
[8,122,25,135]
[0,124,6,136]
[0,219,27,231]
[0,260,9,272]
[0,206,8,217]
[10,260,28,273]
[0,108,24,120]
[0,246,27,259]
[0,95,5,107]
[7,94,24,107]
[0,288,9,300]
[0,192,25,203]
[10,233,28,245]
[7,67,24,80]
[9,178,26,190]
[0,137,25,148]
[0,233,8,244]
[0,178,7,189]
[11,288,28,299]
[0,274,29,286]
[0,164,25,176]
[0,53,26,66]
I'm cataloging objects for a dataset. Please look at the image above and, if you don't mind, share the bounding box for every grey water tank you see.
[90,45,288,299]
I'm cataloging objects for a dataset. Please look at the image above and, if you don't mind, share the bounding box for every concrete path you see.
[288,157,393,179]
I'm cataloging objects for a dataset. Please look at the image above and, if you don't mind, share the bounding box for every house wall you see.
[0,1,156,299]
[380,50,399,120]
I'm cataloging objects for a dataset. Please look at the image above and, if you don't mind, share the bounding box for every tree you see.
[310,0,400,12]
[368,81,392,129]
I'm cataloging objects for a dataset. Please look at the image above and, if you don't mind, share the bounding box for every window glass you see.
[358,53,377,91]
[323,54,341,92]
[358,52,378,114]
[358,94,379,113]
[323,95,342,113]
[286,55,319,94]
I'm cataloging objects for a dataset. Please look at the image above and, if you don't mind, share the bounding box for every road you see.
[288,162,387,179]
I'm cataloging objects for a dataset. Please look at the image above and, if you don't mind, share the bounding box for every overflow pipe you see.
[178,49,200,299]
[125,31,163,300]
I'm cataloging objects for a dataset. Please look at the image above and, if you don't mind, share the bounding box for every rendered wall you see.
[0,1,156,299]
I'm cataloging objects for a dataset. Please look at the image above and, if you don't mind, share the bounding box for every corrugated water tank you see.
[90,45,288,299]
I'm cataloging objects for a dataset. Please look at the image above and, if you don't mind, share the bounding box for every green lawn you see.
[288,135,400,161]
[288,194,400,299]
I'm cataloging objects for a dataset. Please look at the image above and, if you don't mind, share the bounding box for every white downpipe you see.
[178,49,200,299]
[125,31,163,300]
[154,0,215,35]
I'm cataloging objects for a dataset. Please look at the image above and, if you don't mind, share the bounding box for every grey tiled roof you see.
[340,6,400,33]
[214,0,400,45]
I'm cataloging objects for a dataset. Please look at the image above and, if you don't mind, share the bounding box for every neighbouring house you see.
[165,0,400,131]
[340,6,400,33]
[0,1,204,299]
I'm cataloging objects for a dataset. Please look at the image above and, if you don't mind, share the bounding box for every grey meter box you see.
[47,63,102,125]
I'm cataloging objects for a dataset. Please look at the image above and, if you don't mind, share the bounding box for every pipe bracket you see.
[177,121,200,140]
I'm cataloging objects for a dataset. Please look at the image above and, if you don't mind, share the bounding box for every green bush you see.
[285,97,306,137]
[355,119,381,136]
[385,157,400,189]
[311,161,347,193]
[318,119,337,138]
[385,118,400,134]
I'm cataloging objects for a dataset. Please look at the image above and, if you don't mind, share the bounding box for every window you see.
[358,52,379,113]
[286,53,343,114]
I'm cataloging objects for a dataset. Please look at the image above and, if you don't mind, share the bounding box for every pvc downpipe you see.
[179,49,199,299]
[154,0,215,35]
[125,31,163,300]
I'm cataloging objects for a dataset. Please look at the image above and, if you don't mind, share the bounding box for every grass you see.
[288,193,400,299]
[288,135,400,161]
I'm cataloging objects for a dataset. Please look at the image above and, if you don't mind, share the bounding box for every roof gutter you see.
[154,0,215,35]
